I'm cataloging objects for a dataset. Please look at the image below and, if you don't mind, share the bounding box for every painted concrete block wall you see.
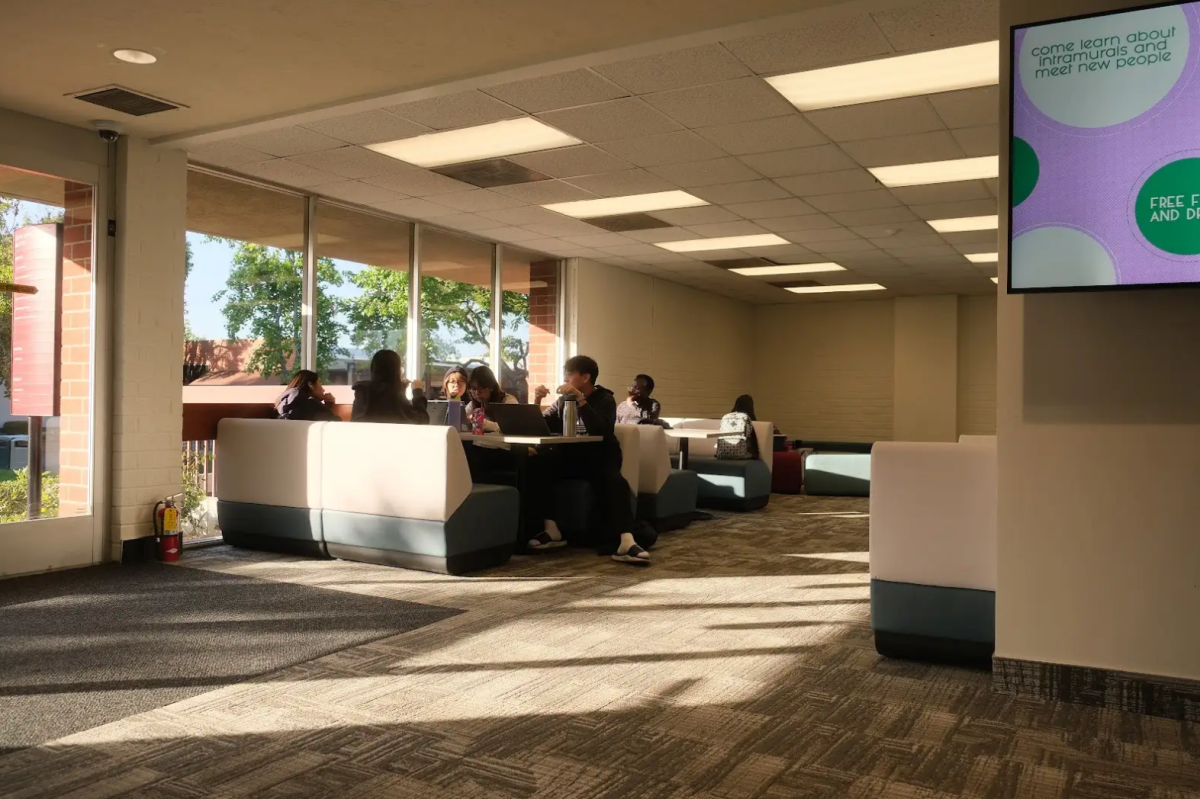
[109,138,188,554]
[958,294,997,436]
[893,296,959,442]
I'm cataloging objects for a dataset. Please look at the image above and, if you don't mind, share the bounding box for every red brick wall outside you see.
[58,183,92,517]
[526,260,559,397]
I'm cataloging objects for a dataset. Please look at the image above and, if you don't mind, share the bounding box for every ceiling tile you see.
[371,197,461,219]
[722,16,894,74]
[747,244,818,261]
[929,86,1000,129]
[642,78,797,129]
[483,70,628,113]
[780,227,864,244]
[690,180,791,204]
[364,169,474,196]
[875,234,949,250]
[647,158,761,187]
[896,246,962,259]
[807,189,900,213]
[602,242,672,257]
[840,131,967,167]
[830,207,920,226]
[727,198,817,219]
[539,98,681,141]
[230,127,344,157]
[636,250,697,262]
[805,98,946,143]
[522,219,608,237]
[889,181,991,205]
[942,230,1000,245]
[488,180,596,204]
[951,126,999,157]
[475,226,546,243]
[594,45,752,94]
[478,205,569,226]
[560,232,635,248]
[622,227,695,243]
[509,145,632,178]
[289,146,414,180]
[189,142,272,168]
[774,169,881,196]
[808,239,884,254]
[694,115,827,156]
[651,206,743,226]
[909,198,997,219]
[387,90,522,130]
[681,220,769,237]
[740,145,859,178]
[429,190,527,212]
[984,178,999,197]
[434,213,504,232]
[301,110,431,145]
[567,169,676,196]
[870,0,999,52]
[236,159,340,188]
[756,214,844,232]
[852,221,937,238]
[312,180,406,206]
[600,131,726,167]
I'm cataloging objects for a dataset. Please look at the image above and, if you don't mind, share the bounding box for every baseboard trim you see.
[875,631,993,669]
[325,542,513,576]
[993,657,1200,722]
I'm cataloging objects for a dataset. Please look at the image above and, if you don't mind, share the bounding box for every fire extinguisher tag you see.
[163,507,179,533]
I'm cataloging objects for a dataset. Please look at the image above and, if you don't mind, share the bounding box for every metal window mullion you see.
[407,223,423,381]
[301,195,318,372]
[490,243,503,378]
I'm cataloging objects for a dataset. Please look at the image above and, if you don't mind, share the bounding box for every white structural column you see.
[490,243,503,379]
[109,138,188,556]
[406,223,423,381]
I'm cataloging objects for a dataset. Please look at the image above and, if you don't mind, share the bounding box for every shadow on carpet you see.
[0,562,460,754]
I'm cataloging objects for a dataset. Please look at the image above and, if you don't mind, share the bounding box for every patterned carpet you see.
[2,495,1199,798]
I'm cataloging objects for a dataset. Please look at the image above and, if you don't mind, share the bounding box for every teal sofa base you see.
[218,501,325,558]
[637,470,699,531]
[871,579,995,668]
[325,541,513,575]
[804,453,871,497]
[689,458,771,512]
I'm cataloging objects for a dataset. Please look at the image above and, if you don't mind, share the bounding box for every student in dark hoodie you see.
[276,370,339,422]
[351,349,429,424]
[526,355,652,566]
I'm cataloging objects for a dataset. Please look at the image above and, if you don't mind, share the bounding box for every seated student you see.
[351,349,429,424]
[440,365,469,402]
[616,373,663,425]
[464,365,518,433]
[527,355,652,566]
[275,370,339,422]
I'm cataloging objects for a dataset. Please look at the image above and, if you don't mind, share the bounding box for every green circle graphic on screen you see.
[1136,159,1200,255]
[1011,137,1039,207]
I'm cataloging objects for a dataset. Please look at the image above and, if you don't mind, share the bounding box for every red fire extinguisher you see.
[154,498,181,563]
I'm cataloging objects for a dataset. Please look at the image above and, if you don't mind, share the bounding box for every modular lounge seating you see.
[662,418,774,512]
[869,434,997,666]
[552,425,641,542]
[216,418,520,575]
[800,441,874,497]
[624,423,699,531]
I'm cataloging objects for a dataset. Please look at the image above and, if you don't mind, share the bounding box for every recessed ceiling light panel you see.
[929,215,999,233]
[966,252,999,263]
[544,190,707,219]
[766,41,999,110]
[870,156,999,188]
[785,283,886,294]
[730,263,845,276]
[367,118,580,168]
[113,49,157,65]
[656,234,789,253]
[991,276,1000,284]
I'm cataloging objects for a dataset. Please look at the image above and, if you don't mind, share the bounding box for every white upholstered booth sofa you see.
[217,419,520,574]
[869,434,996,665]
[660,418,774,511]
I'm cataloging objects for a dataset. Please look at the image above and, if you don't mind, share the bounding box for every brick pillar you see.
[57,183,93,517]
[526,260,560,395]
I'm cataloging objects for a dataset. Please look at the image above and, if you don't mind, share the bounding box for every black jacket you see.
[543,384,622,467]
[276,388,339,422]
[350,382,429,424]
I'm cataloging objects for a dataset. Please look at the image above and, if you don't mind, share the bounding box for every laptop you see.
[486,403,553,437]
[427,400,463,429]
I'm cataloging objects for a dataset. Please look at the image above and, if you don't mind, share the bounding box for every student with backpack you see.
[717,394,762,459]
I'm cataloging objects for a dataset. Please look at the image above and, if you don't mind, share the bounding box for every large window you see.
[0,164,95,523]
[419,229,495,397]
[502,248,560,401]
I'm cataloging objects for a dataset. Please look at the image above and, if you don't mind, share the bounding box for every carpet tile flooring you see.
[2,495,1199,798]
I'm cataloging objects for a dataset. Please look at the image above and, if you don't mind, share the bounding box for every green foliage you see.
[180,448,212,537]
[0,468,60,523]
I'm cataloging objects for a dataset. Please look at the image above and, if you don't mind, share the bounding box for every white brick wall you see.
[109,139,187,555]
[957,295,998,436]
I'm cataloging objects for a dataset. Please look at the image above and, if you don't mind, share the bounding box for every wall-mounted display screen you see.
[1010,1,1200,292]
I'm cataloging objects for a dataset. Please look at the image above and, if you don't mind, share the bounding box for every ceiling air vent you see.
[433,158,551,188]
[71,86,183,117]
[587,213,672,233]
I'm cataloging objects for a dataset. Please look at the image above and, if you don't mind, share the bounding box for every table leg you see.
[511,445,531,552]
[678,438,689,471]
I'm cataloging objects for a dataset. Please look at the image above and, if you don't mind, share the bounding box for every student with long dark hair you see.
[731,394,757,421]
[276,369,339,421]
[351,349,429,424]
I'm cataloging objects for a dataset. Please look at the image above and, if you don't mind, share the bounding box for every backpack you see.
[715,412,757,460]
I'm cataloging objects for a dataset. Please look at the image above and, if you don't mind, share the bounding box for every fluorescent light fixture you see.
[929,215,999,233]
[967,252,999,263]
[870,156,999,188]
[367,118,580,168]
[656,234,789,253]
[544,190,706,219]
[991,276,999,284]
[785,283,885,294]
[113,48,157,65]
[730,263,845,276]
[766,41,999,110]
